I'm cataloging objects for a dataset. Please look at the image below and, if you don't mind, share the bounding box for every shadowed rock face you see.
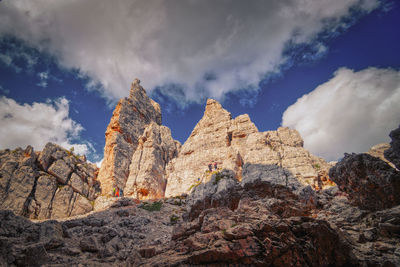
[330,141,400,211]
[385,125,400,170]
[164,99,333,197]
[0,143,100,219]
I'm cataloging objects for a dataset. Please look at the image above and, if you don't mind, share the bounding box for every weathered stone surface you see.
[124,122,180,200]
[165,99,333,197]
[329,153,400,211]
[384,124,400,170]
[98,79,164,196]
[0,143,99,219]
[48,159,72,184]
[29,175,58,219]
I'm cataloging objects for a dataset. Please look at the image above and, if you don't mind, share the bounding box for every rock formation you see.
[384,124,400,170]
[0,143,100,219]
[97,79,177,197]
[330,125,400,211]
[124,122,181,199]
[164,99,333,197]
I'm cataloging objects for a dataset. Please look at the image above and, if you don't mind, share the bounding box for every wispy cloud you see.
[282,67,400,161]
[0,0,380,106]
[37,71,49,88]
[0,85,10,95]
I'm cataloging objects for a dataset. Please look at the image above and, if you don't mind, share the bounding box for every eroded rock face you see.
[384,125,400,170]
[165,99,333,197]
[330,153,400,211]
[124,122,181,199]
[0,143,99,219]
[97,79,164,196]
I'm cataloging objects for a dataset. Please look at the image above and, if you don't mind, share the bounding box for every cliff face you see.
[124,122,181,200]
[164,99,333,197]
[0,143,100,219]
[97,79,165,195]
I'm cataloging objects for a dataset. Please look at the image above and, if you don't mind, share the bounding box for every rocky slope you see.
[164,99,333,197]
[0,143,100,220]
[1,129,400,266]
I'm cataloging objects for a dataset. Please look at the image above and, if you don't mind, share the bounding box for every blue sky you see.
[0,0,399,163]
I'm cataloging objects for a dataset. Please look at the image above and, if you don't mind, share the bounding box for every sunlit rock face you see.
[97,79,163,196]
[164,99,333,197]
[0,143,100,219]
[124,122,180,200]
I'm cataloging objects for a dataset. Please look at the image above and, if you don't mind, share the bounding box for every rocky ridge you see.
[164,98,333,197]
[0,143,100,220]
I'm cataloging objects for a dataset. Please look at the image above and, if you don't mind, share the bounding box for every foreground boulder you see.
[0,143,100,219]
[330,153,400,211]
[384,124,400,170]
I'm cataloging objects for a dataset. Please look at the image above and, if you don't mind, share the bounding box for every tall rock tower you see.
[97,79,163,195]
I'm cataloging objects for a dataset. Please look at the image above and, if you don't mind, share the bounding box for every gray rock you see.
[80,236,99,252]
[48,159,73,184]
[185,169,242,220]
[39,220,64,249]
[330,153,400,211]
[384,125,400,170]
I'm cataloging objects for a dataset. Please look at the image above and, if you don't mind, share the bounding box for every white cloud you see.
[282,67,400,161]
[0,96,92,155]
[0,0,379,105]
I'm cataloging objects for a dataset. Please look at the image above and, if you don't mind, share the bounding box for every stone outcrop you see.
[124,122,181,199]
[384,124,400,170]
[0,143,99,219]
[98,79,179,197]
[329,153,400,211]
[164,99,333,197]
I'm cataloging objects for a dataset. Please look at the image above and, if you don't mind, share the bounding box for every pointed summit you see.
[98,79,163,195]
[129,78,145,99]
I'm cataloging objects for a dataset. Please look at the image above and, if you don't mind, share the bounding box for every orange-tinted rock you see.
[97,79,162,195]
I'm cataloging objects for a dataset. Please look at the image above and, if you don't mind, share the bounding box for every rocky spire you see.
[97,79,163,195]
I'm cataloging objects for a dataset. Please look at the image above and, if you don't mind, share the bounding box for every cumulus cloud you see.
[0,0,379,105]
[0,96,92,155]
[282,67,400,161]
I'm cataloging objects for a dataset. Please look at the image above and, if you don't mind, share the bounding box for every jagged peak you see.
[129,78,147,99]
[204,98,231,120]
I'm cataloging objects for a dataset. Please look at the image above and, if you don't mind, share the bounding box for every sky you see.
[0,0,399,163]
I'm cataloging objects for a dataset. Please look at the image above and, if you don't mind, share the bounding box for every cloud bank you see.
[0,0,378,104]
[0,96,91,155]
[282,67,400,161]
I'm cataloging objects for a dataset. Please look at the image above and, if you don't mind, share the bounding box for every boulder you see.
[329,153,400,211]
[384,125,400,169]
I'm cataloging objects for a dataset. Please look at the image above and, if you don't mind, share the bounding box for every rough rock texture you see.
[330,153,400,211]
[0,143,99,219]
[97,79,169,196]
[124,122,180,199]
[384,124,400,170]
[316,190,400,266]
[165,99,333,197]
[0,198,185,266]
